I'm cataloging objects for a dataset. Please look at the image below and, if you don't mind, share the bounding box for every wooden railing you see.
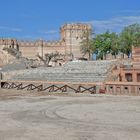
[0,80,100,94]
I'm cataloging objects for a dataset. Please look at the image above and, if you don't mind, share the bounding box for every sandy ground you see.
[0,89,140,140]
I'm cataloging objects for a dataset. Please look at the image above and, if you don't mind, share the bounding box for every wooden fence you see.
[0,80,99,94]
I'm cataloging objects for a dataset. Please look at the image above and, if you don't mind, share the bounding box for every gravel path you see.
[0,89,140,140]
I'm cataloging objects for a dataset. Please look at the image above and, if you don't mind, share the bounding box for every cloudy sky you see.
[0,0,140,40]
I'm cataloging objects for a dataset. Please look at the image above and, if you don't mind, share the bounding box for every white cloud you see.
[114,10,140,15]
[85,16,140,34]
[39,30,58,35]
[38,29,59,40]
[0,26,22,32]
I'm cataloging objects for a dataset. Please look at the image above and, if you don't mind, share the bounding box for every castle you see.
[0,23,92,61]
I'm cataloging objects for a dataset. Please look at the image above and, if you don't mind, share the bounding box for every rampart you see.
[0,23,92,61]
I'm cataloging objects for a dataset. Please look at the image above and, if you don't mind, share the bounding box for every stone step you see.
[16,74,107,79]
[7,60,117,82]
[14,78,106,82]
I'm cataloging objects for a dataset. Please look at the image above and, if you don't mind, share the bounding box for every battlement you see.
[61,23,92,30]
[0,38,17,46]
[17,40,64,48]
[0,23,92,59]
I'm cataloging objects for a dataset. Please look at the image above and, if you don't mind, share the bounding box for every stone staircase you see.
[4,60,117,83]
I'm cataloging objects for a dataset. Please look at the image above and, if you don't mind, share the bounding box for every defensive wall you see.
[0,23,92,63]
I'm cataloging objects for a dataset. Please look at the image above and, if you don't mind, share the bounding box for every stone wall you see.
[60,23,92,59]
[106,82,140,95]
[0,23,92,62]
[1,60,116,83]
[132,47,140,68]
[0,50,15,67]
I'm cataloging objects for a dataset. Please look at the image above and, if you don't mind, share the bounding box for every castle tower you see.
[60,23,92,59]
[0,38,18,51]
[0,38,18,65]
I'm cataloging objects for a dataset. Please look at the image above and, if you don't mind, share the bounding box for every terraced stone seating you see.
[4,60,117,83]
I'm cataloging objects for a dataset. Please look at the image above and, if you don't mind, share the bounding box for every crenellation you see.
[0,23,92,60]
[60,23,92,58]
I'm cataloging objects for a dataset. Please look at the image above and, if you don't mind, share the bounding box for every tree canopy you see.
[80,29,94,60]
[94,31,119,59]
[119,23,140,57]
[80,23,140,60]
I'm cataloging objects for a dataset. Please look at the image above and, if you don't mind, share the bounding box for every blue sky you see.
[0,0,140,40]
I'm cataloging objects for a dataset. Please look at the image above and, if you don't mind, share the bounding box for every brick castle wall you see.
[0,23,92,60]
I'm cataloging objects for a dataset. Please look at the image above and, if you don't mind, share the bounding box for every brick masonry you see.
[0,23,92,64]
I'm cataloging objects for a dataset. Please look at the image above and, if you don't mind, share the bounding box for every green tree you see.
[110,33,120,58]
[94,31,119,59]
[80,29,94,60]
[133,32,140,47]
[119,23,140,57]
